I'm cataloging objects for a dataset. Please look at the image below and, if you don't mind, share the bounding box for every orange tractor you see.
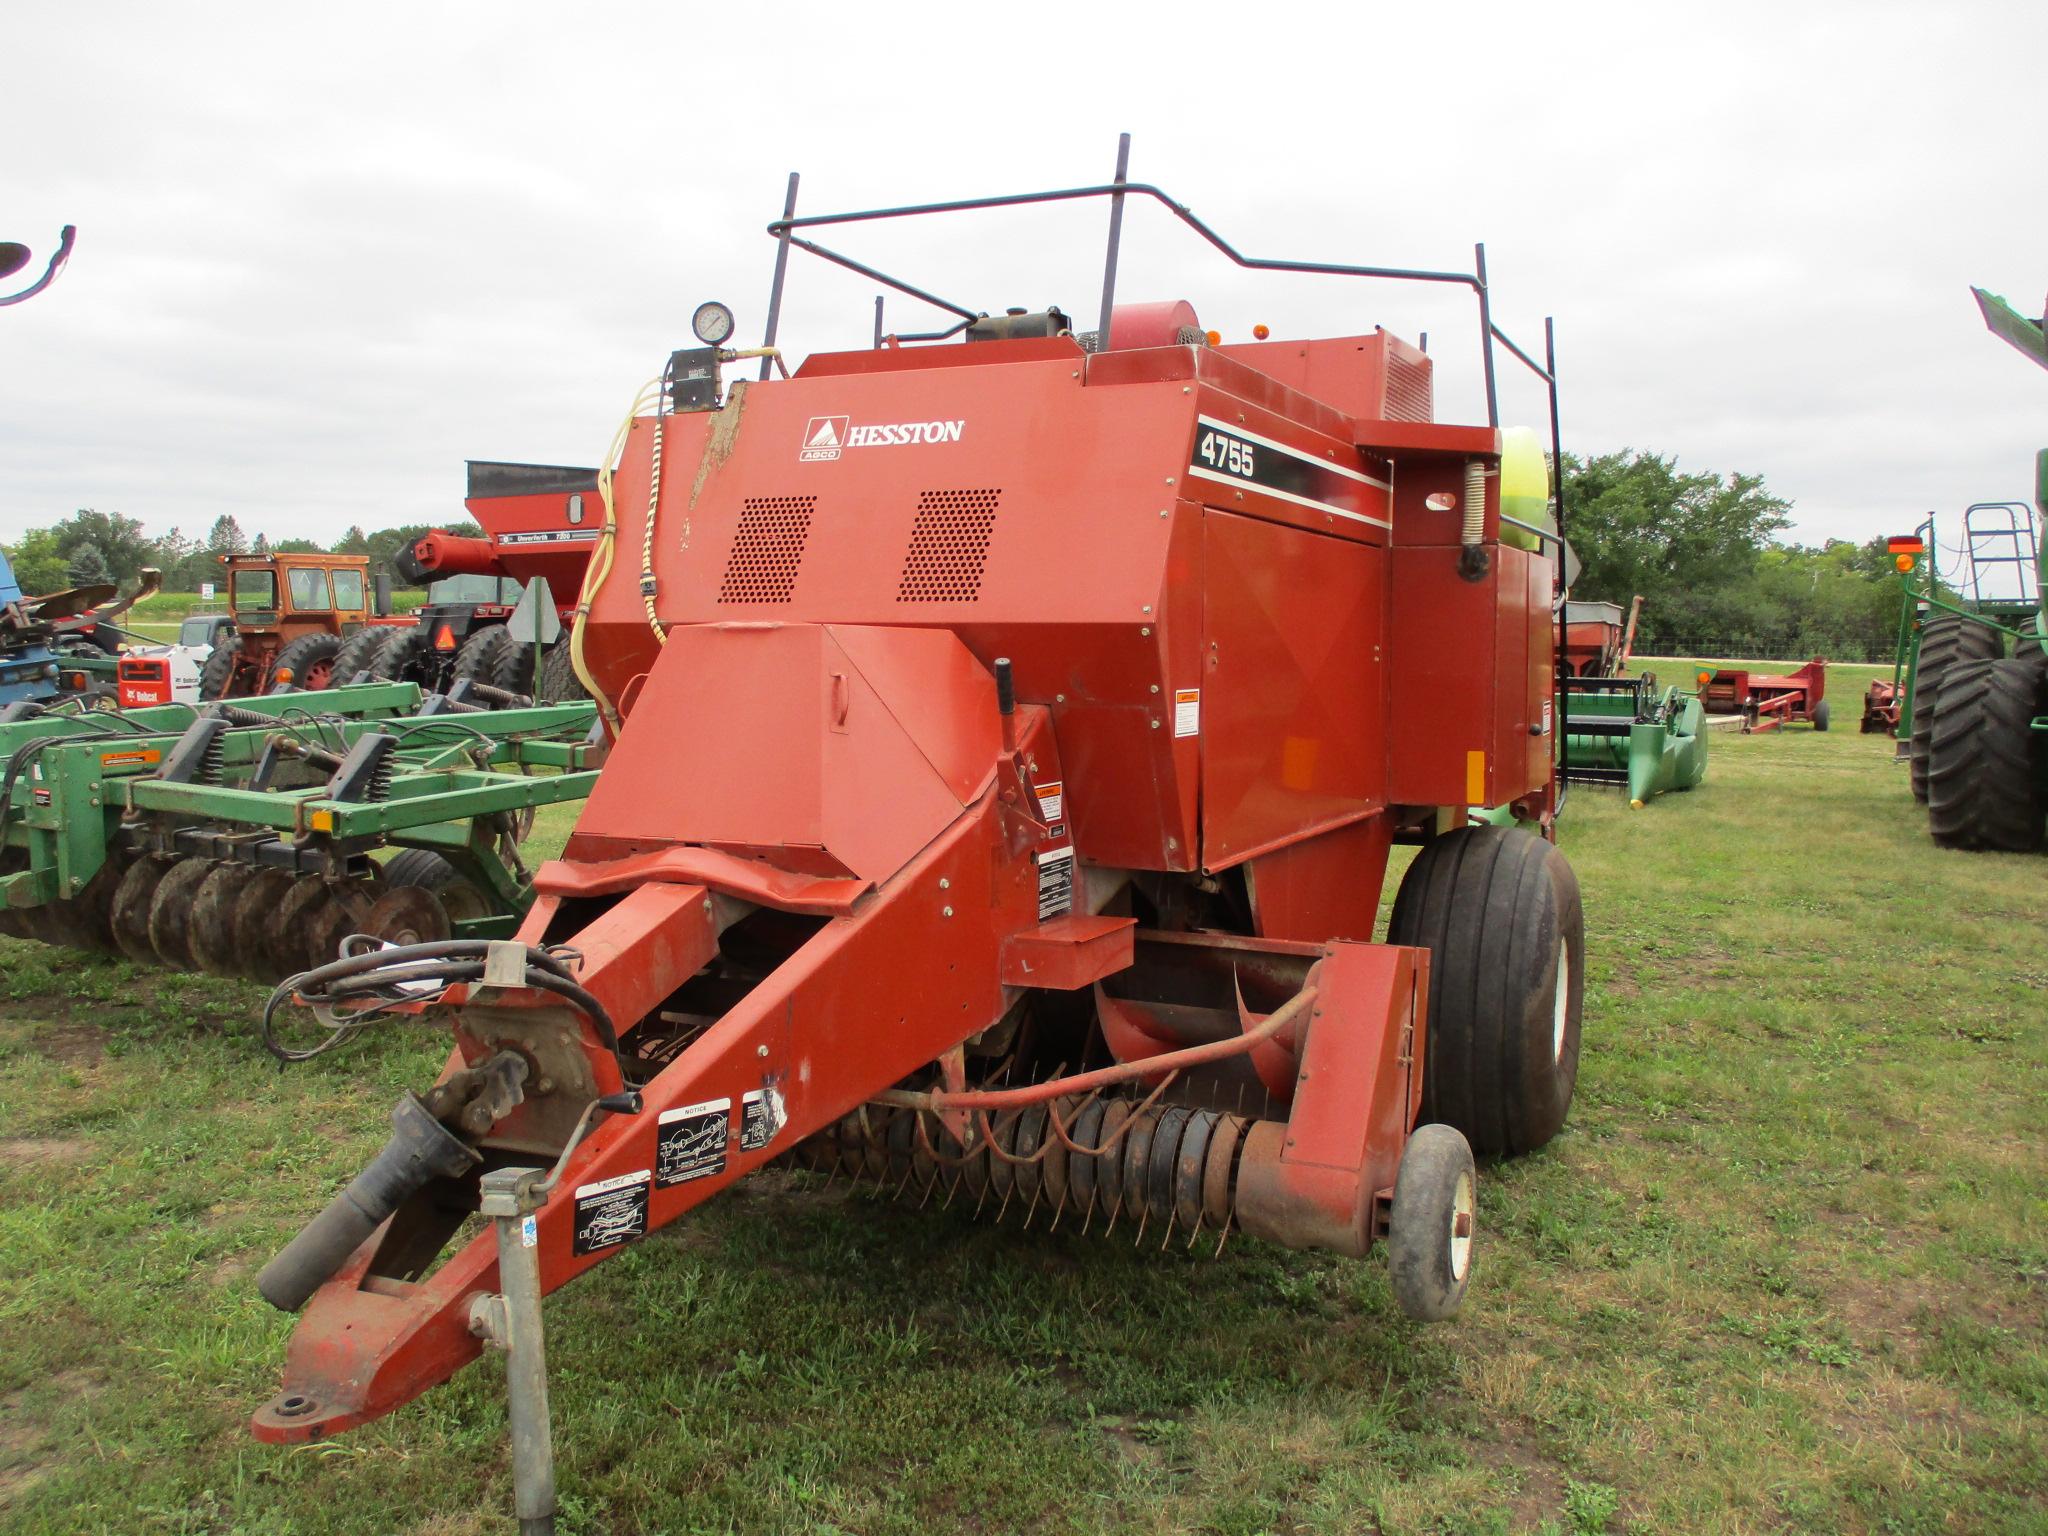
[197,553,380,698]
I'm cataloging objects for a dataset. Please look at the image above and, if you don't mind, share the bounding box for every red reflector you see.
[434,624,457,650]
[1886,536,1925,554]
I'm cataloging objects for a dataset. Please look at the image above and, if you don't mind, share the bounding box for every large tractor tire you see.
[1910,616,2003,803]
[268,633,344,692]
[329,627,391,685]
[1925,654,2047,852]
[377,626,440,690]
[537,637,591,703]
[451,627,529,701]
[198,635,247,700]
[1388,825,1584,1158]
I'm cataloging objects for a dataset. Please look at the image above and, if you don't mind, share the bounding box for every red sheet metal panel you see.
[1198,509,1384,870]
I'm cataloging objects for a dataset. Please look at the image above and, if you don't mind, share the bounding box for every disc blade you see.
[267,876,341,981]
[147,859,218,970]
[110,855,178,965]
[188,863,260,977]
[228,867,297,982]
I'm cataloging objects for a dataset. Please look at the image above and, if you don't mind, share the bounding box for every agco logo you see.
[799,415,965,462]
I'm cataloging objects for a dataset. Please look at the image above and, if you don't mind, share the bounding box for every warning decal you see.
[572,1168,650,1255]
[655,1098,731,1187]
[1033,780,1064,824]
[1173,689,1201,738]
[1037,846,1075,921]
[98,748,162,770]
[740,1087,786,1153]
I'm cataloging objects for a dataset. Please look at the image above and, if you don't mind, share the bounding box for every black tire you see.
[376,626,441,689]
[1388,826,1584,1157]
[1811,698,1830,732]
[1387,1123,1476,1322]
[451,626,529,702]
[268,632,344,692]
[198,635,246,700]
[538,637,591,703]
[1911,617,2002,803]
[1925,654,2047,852]
[383,849,491,924]
[329,627,391,685]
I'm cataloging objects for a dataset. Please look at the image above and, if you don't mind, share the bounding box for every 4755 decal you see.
[1196,428,1256,480]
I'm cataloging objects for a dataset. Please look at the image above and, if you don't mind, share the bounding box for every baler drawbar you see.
[251,149,1588,1504]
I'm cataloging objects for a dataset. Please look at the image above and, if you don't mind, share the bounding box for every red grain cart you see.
[1698,658,1830,731]
[250,155,1587,1486]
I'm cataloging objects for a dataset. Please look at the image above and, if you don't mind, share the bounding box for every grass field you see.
[0,667,2041,1535]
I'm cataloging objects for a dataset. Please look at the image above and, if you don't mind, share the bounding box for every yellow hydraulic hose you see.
[570,378,660,731]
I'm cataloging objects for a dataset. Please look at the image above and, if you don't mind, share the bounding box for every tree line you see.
[1561,451,1916,662]
[0,511,480,597]
[5,452,1928,661]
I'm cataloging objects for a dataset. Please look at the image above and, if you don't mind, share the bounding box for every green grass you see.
[0,719,2042,1533]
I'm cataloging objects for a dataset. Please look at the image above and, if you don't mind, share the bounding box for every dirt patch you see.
[0,1368,105,1508]
[32,1022,107,1068]
[1468,1425,1567,1526]
[0,1138,91,1167]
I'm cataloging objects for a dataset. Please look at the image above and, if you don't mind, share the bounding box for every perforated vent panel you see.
[897,489,1001,603]
[719,495,816,603]
[1384,351,1433,423]
[1175,324,1207,345]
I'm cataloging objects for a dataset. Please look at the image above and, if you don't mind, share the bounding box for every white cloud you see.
[3,0,2043,551]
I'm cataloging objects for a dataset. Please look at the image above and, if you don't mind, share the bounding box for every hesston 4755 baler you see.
[250,152,1587,1483]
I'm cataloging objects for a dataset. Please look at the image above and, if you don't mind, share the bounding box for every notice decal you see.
[740,1087,786,1153]
[655,1098,731,1187]
[1173,689,1201,738]
[571,1169,650,1255]
[1036,847,1075,921]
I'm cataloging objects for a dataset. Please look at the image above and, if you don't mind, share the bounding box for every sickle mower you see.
[248,146,1587,1528]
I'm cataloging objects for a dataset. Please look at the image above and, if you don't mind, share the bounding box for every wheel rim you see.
[1449,1170,1474,1281]
[1552,939,1570,1064]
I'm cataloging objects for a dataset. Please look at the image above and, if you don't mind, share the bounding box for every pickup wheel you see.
[1387,1123,1476,1322]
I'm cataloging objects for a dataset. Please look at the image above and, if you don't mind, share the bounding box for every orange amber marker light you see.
[1895,553,1916,573]
[1252,323,1270,340]
[1696,670,1713,686]
[1203,330,1221,345]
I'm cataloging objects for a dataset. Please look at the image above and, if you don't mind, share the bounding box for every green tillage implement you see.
[1561,674,1709,808]
[0,683,600,981]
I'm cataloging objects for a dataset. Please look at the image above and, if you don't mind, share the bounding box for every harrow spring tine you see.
[996,1186,1014,1225]
[1160,1214,1176,1252]
[893,1166,914,1201]
[1213,1219,1232,1260]
[917,1173,938,1210]
[1185,1214,1204,1252]
[973,1180,991,1220]
[1133,1207,1149,1247]
[941,1173,961,1211]
[1022,1186,1043,1231]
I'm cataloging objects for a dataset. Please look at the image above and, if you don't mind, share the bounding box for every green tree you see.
[2,528,71,594]
[67,543,114,587]
[335,525,371,555]
[53,509,154,586]
[206,515,247,556]
[274,538,325,554]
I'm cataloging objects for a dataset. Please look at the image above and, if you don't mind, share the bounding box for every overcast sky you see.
[3,2,2043,556]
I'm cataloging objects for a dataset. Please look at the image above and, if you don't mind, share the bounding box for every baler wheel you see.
[186,863,259,976]
[1911,617,2003,802]
[1812,699,1831,732]
[228,867,298,981]
[1925,654,2047,852]
[1388,826,1584,1158]
[109,854,179,965]
[147,858,220,969]
[1387,1123,1476,1322]
[330,628,392,686]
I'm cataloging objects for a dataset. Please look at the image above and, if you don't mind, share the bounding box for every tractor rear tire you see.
[377,626,440,690]
[1925,654,2047,852]
[268,633,344,692]
[1911,617,2003,803]
[198,636,246,700]
[538,637,591,703]
[1387,1123,1477,1322]
[451,627,527,702]
[1388,825,1584,1157]
[330,627,391,686]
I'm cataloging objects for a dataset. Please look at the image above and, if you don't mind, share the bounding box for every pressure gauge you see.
[692,301,736,347]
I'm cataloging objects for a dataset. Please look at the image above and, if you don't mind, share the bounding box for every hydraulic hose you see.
[573,378,661,732]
